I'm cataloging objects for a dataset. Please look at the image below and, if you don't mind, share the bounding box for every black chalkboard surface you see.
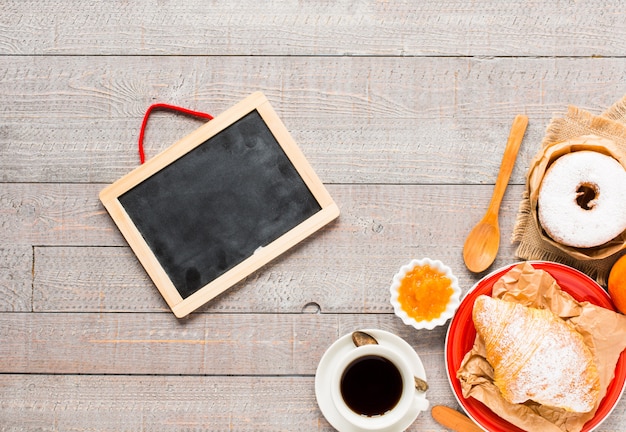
[100,92,339,317]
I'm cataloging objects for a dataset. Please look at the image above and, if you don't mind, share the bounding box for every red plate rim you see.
[445,261,626,432]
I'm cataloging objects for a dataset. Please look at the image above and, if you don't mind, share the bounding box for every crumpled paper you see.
[457,262,626,432]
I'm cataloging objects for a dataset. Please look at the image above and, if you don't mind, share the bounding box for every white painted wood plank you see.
[0,183,113,246]
[0,373,455,431]
[0,312,447,375]
[2,56,625,183]
[2,0,626,56]
[0,246,32,311]
[0,373,624,431]
[0,375,334,431]
[1,313,624,431]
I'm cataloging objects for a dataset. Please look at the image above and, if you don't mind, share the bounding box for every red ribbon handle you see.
[138,103,214,164]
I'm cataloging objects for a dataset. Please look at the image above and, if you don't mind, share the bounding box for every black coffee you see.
[340,355,403,417]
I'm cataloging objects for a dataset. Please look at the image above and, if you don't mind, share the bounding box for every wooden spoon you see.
[431,405,484,432]
[462,114,528,273]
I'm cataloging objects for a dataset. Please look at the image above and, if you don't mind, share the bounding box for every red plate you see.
[445,261,626,432]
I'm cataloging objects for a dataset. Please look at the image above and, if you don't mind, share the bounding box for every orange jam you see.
[397,264,453,321]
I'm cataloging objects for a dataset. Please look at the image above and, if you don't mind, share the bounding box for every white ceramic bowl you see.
[390,258,461,330]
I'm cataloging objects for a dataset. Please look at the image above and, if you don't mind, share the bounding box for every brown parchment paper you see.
[457,262,626,432]
[513,95,626,285]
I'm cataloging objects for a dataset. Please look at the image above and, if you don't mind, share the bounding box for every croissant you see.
[472,295,600,413]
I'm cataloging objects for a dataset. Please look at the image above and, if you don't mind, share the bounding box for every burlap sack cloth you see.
[513,95,626,285]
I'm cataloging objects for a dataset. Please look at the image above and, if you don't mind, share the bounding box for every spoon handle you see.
[431,405,484,432]
[485,114,528,221]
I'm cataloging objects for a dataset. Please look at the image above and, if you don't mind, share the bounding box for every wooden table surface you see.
[2,1,626,430]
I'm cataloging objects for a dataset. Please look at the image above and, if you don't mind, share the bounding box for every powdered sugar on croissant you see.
[472,295,600,413]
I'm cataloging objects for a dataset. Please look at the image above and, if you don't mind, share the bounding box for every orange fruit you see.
[608,254,626,314]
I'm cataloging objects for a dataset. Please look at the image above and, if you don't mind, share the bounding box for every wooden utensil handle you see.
[431,405,484,432]
[486,114,528,220]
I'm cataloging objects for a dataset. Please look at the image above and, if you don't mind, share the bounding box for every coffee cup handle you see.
[413,394,430,413]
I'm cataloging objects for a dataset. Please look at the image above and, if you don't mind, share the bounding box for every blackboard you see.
[100,92,339,317]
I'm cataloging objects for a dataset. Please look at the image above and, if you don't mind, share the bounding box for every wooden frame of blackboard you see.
[100,92,339,318]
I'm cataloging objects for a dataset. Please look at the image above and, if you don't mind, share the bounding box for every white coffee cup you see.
[330,343,429,431]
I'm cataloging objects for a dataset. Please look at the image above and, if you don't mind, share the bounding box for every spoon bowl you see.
[463,215,500,273]
[463,115,528,273]
[351,330,378,347]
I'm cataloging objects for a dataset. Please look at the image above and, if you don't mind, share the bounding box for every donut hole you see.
[576,182,599,211]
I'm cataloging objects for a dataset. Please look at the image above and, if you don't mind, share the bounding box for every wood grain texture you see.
[0,375,330,432]
[0,313,447,375]
[0,183,112,246]
[0,374,462,431]
[0,317,623,430]
[1,56,626,183]
[2,0,626,56]
[0,246,32,312]
[3,182,523,246]
[3,0,626,430]
[32,183,524,313]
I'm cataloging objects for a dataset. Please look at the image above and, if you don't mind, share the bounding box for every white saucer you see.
[315,329,427,432]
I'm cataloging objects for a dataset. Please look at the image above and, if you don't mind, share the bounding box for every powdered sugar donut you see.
[538,151,626,248]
